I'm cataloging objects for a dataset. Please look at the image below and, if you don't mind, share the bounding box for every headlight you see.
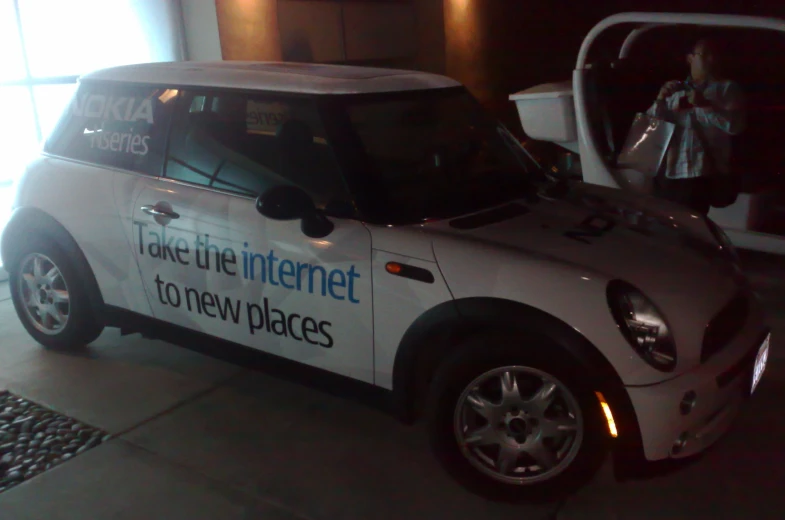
[607,280,677,372]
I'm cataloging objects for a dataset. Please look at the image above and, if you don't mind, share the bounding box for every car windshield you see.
[335,87,544,224]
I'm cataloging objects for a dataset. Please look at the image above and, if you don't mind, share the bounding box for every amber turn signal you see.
[595,391,618,438]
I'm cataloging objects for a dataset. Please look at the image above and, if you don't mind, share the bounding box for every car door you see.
[33,81,180,316]
[572,12,785,255]
[131,89,375,383]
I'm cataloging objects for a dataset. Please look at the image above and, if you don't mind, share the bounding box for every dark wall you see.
[614,0,785,17]
[443,0,623,132]
[480,1,621,131]
[215,0,282,61]
[448,0,785,133]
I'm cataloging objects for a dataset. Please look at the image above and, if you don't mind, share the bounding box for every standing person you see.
[647,38,746,215]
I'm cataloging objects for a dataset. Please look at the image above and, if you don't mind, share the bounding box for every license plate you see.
[750,334,770,396]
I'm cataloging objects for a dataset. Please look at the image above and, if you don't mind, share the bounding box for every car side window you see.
[164,90,351,209]
[44,82,177,176]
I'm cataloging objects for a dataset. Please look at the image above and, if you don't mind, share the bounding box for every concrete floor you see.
[0,255,783,520]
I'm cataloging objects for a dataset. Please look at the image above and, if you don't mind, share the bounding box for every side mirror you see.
[256,185,334,238]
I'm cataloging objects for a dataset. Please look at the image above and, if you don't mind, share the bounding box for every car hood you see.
[423,181,746,302]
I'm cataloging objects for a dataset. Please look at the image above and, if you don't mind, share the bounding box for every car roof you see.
[79,61,462,95]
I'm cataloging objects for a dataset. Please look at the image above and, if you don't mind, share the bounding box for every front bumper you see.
[625,300,769,461]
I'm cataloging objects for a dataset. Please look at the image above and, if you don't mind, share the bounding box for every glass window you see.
[0,86,38,185]
[0,0,185,270]
[33,83,78,141]
[17,0,180,78]
[165,90,351,209]
[0,0,26,83]
[340,88,542,223]
[44,82,178,176]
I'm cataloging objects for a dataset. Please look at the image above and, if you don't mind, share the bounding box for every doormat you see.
[0,391,111,493]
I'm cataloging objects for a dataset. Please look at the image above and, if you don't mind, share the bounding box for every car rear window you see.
[164,90,351,210]
[44,82,177,176]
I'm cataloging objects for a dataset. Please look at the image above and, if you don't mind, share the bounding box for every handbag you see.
[690,115,739,208]
[616,112,677,177]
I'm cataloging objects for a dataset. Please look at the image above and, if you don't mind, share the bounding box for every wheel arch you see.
[1,207,106,322]
[391,296,642,458]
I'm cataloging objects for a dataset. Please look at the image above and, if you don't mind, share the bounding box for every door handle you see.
[141,205,180,219]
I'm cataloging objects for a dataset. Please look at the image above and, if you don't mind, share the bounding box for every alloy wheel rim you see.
[18,253,70,335]
[453,365,584,485]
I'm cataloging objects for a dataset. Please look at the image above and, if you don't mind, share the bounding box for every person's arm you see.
[647,98,669,118]
[647,81,695,127]
[648,94,693,128]
[648,81,680,118]
[691,81,746,135]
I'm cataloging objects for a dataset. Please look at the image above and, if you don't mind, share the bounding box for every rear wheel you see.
[425,333,611,502]
[9,237,103,349]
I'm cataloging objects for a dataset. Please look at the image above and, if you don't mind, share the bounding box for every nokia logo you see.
[73,95,155,124]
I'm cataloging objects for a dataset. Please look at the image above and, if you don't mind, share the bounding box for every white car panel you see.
[430,230,653,383]
[369,248,453,390]
[363,223,436,262]
[80,61,461,95]
[577,12,785,69]
[626,299,766,460]
[426,185,747,385]
[13,156,151,315]
[131,178,375,383]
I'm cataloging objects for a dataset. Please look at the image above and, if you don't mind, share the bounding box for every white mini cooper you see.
[1,59,770,501]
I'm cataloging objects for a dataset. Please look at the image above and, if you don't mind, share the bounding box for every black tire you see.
[425,331,611,503]
[8,235,104,350]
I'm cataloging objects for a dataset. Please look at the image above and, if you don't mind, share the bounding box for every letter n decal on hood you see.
[564,214,617,244]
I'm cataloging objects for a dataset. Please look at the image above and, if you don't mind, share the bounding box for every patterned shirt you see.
[646,79,746,179]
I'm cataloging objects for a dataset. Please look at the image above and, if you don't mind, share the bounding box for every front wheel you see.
[425,334,611,502]
[9,236,104,350]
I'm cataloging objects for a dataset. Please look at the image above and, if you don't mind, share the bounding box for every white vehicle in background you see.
[512,12,785,257]
[0,59,771,501]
